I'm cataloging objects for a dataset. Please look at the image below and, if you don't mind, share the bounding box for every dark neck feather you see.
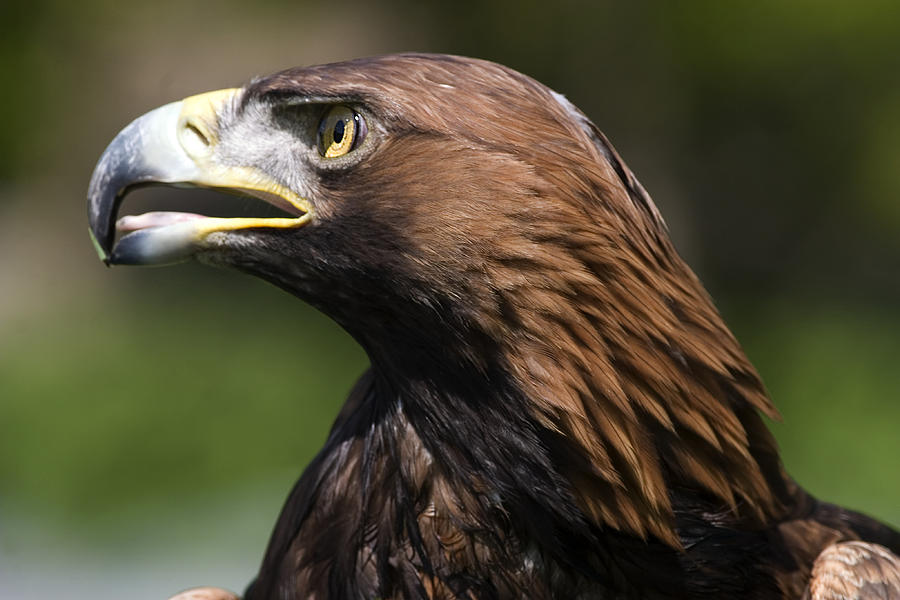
[253,346,788,599]
[254,369,603,598]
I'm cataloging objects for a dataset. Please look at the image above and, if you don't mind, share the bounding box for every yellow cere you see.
[178,88,241,154]
[173,88,313,220]
[319,105,357,158]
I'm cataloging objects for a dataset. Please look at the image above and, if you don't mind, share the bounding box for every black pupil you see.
[333,119,345,144]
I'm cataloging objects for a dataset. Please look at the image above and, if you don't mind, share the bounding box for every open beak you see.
[87,88,311,266]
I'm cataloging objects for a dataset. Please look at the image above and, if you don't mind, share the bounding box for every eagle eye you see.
[317,105,366,158]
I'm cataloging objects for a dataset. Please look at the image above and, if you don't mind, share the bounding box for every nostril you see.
[179,119,213,158]
[187,123,210,146]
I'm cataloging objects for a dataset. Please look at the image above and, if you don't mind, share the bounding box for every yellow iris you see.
[318,105,359,158]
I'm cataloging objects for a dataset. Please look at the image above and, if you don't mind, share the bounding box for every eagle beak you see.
[87,88,311,266]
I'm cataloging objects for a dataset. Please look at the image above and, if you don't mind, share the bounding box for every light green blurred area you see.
[1,1,898,598]
[1,277,366,526]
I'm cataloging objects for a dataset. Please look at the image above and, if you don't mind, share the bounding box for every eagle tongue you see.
[116,211,207,233]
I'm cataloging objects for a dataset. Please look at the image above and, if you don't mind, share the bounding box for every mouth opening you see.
[112,185,305,241]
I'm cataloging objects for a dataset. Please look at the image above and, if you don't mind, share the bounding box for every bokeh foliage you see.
[0,1,898,596]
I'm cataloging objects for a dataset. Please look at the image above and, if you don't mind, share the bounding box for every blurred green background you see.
[1,1,898,598]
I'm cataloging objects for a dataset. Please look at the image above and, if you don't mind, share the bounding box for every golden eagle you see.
[87,54,900,599]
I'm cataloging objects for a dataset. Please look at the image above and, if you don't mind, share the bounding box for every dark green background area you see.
[1,1,898,598]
